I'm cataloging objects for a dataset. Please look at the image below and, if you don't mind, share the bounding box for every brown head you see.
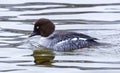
[30,18,55,37]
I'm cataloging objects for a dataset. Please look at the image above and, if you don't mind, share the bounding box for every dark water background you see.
[0,0,120,73]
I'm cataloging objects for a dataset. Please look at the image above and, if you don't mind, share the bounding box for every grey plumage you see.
[47,31,99,51]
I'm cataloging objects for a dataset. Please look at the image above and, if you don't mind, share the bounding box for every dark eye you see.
[36,26,39,29]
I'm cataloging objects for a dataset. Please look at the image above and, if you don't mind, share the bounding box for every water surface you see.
[0,0,120,73]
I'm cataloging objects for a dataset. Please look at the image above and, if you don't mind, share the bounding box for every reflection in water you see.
[33,49,55,66]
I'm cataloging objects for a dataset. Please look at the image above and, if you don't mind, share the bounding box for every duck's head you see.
[30,18,55,37]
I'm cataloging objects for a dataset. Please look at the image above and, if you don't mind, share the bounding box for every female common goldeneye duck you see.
[30,18,99,51]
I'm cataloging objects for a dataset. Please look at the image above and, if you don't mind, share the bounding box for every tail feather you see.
[88,40,110,46]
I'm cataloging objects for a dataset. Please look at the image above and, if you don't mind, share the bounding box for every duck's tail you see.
[89,40,111,46]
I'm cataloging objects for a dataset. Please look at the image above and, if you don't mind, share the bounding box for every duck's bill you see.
[29,32,37,37]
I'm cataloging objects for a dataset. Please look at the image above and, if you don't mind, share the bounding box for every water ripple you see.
[0,0,120,73]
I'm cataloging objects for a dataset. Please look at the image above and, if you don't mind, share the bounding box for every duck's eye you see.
[36,26,39,29]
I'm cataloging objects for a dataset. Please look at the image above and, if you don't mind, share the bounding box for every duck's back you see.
[47,31,99,51]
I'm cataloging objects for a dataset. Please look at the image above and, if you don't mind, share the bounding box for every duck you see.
[29,18,100,51]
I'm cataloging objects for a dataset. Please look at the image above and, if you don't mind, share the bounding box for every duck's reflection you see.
[33,49,55,65]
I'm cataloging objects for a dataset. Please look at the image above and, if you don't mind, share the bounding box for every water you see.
[0,0,120,73]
